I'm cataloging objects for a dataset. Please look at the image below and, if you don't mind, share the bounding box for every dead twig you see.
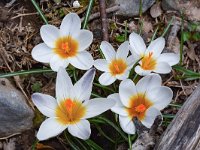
[81,5,119,22]
[11,12,38,20]
[99,0,109,41]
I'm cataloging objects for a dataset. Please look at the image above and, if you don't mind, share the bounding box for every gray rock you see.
[0,78,34,138]
[108,0,155,17]
[161,0,178,11]
[161,0,200,21]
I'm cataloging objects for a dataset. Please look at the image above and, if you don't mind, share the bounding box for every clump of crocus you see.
[108,74,173,134]
[32,67,115,140]
[129,32,179,76]
[94,41,135,86]
[32,13,94,71]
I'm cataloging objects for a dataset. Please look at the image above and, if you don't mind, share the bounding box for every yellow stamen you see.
[109,59,127,76]
[54,36,78,59]
[56,99,86,125]
[141,52,156,70]
[135,104,146,113]
[126,94,153,121]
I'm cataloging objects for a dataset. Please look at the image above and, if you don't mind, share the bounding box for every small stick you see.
[81,5,119,22]
[99,0,109,41]
[11,12,38,20]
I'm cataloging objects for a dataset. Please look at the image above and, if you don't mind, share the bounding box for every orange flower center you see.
[56,99,86,125]
[126,93,153,121]
[54,36,79,59]
[141,52,157,70]
[109,59,127,76]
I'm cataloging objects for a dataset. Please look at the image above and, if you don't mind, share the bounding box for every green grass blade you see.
[31,0,48,24]
[0,68,53,78]
[82,0,94,29]
[85,139,103,150]
[95,124,115,143]
[163,114,175,119]
[64,131,80,150]
[98,116,128,142]
[161,16,174,37]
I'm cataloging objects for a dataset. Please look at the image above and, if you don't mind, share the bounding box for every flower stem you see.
[128,134,132,150]
[93,83,115,92]
[31,0,48,24]
[82,0,94,29]
[124,20,128,40]
[151,26,159,42]
[180,11,184,65]
[161,16,174,37]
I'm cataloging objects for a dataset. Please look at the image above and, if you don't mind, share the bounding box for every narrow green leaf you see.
[82,0,94,29]
[85,139,103,150]
[31,0,48,24]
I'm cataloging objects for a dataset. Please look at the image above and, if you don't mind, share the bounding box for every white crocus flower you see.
[108,74,173,134]
[94,41,135,86]
[129,32,180,76]
[32,13,94,72]
[32,67,115,140]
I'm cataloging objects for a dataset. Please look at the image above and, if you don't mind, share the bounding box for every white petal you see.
[60,13,81,37]
[119,115,136,134]
[50,55,69,71]
[40,25,60,48]
[100,41,116,62]
[146,86,173,110]
[154,62,172,74]
[68,120,91,140]
[129,32,146,56]
[119,79,137,107]
[116,41,129,59]
[99,72,116,86]
[75,30,93,51]
[146,37,165,58]
[69,51,94,70]
[127,55,137,69]
[136,74,162,94]
[109,93,128,116]
[141,107,161,128]
[56,67,73,103]
[94,59,109,72]
[70,68,95,102]
[32,93,57,117]
[116,70,129,80]
[37,118,67,141]
[83,98,115,119]
[157,53,180,66]
[135,65,152,76]
[32,43,54,63]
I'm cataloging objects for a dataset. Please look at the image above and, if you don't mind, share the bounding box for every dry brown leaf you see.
[143,20,153,34]
[36,143,55,150]
[167,37,180,54]
[186,42,196,61]
[150,2,162,18]
[128,21,138,32]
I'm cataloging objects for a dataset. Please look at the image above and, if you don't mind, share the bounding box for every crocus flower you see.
[32,67,115,140]
[32,13,93,71]
[129,32,179,76]
[94,41,135,86]
[108,74,172,134]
